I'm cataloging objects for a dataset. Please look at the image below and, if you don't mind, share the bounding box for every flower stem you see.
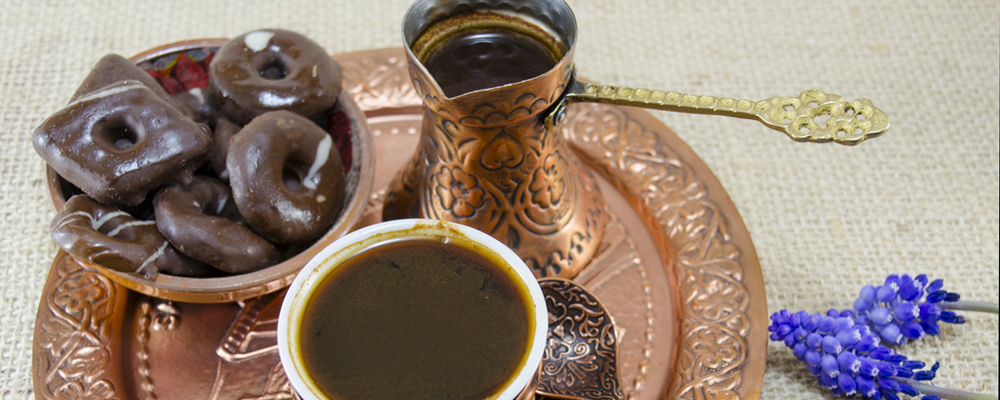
[939,300,1000,314]
[894,380,999,400]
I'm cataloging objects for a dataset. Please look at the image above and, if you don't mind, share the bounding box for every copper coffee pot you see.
[384,0,888,280]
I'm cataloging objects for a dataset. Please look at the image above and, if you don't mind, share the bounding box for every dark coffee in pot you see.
[423,28,559,97]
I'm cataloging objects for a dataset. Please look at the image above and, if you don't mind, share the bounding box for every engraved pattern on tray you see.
[34,255,119,400]
[565,104,752,400]
[340,55,423,110]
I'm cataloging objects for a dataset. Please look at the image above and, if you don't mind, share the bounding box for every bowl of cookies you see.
[34,30,375,303]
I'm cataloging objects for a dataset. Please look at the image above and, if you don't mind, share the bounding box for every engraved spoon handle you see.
[536,278,624,400]
[554,80,889,145]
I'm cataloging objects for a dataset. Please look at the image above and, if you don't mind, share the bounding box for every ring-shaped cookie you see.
[227,111,346,245]
[50,195,211,278]
[154,176,282,274]
[208,29,342,125]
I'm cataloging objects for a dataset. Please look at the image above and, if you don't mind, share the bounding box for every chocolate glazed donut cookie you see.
[208,29,342,125]
[227,111,346,245]
[32,80,212,206]
[50,195,211,278]
[154,176,282,274]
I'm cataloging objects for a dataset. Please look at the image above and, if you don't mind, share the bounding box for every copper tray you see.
[32,48,766,400]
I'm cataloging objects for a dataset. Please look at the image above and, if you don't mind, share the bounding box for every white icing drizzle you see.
[105,220,155,238]
[316,195,326,203]
[136,241,169,275]
[92,211,130,230]
[219,170,230,180]
[245,31,275,52]
[189,87,205,104]
[68,82,146,107]
[54,211,96,230]
[301,134,333,190]
[258,91,296,107]
[57,209,154,238]
[215,197,227,215]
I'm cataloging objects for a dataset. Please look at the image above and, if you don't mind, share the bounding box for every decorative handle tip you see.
[756,89,889,145]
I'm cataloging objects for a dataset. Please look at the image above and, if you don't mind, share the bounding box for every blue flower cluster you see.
[769,275,977,399]
[770,308,941,400]
[852,274,965,345]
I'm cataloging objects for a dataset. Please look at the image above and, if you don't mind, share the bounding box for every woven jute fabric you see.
[1,0,996,398]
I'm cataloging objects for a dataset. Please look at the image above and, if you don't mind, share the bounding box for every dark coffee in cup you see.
[298,237,533,400]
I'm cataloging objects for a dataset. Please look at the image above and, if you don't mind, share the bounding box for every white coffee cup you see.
[278,219,547,400]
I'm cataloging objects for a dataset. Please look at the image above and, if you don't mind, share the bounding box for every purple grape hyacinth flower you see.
[852,274,965,345]
[770,274,997,400]
[770,308,943,400]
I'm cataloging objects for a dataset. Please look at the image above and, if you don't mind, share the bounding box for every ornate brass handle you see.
[548,80,889,145]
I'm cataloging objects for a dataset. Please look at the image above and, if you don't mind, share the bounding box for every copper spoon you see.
[537,278,624,400]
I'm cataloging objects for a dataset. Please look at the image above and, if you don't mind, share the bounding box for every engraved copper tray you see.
[32,48,767,400]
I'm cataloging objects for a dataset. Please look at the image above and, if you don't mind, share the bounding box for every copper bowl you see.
[44,39,375,303]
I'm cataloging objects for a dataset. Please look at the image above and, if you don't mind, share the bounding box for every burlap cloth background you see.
[1,0,996,398]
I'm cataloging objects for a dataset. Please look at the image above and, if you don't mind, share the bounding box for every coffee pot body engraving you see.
[384,0,605,279]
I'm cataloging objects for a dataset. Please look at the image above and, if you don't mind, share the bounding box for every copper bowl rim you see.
[44,38,376,303]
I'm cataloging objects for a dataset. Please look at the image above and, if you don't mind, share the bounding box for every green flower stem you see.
[898,380,999,400]
[939,301,1000,314]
